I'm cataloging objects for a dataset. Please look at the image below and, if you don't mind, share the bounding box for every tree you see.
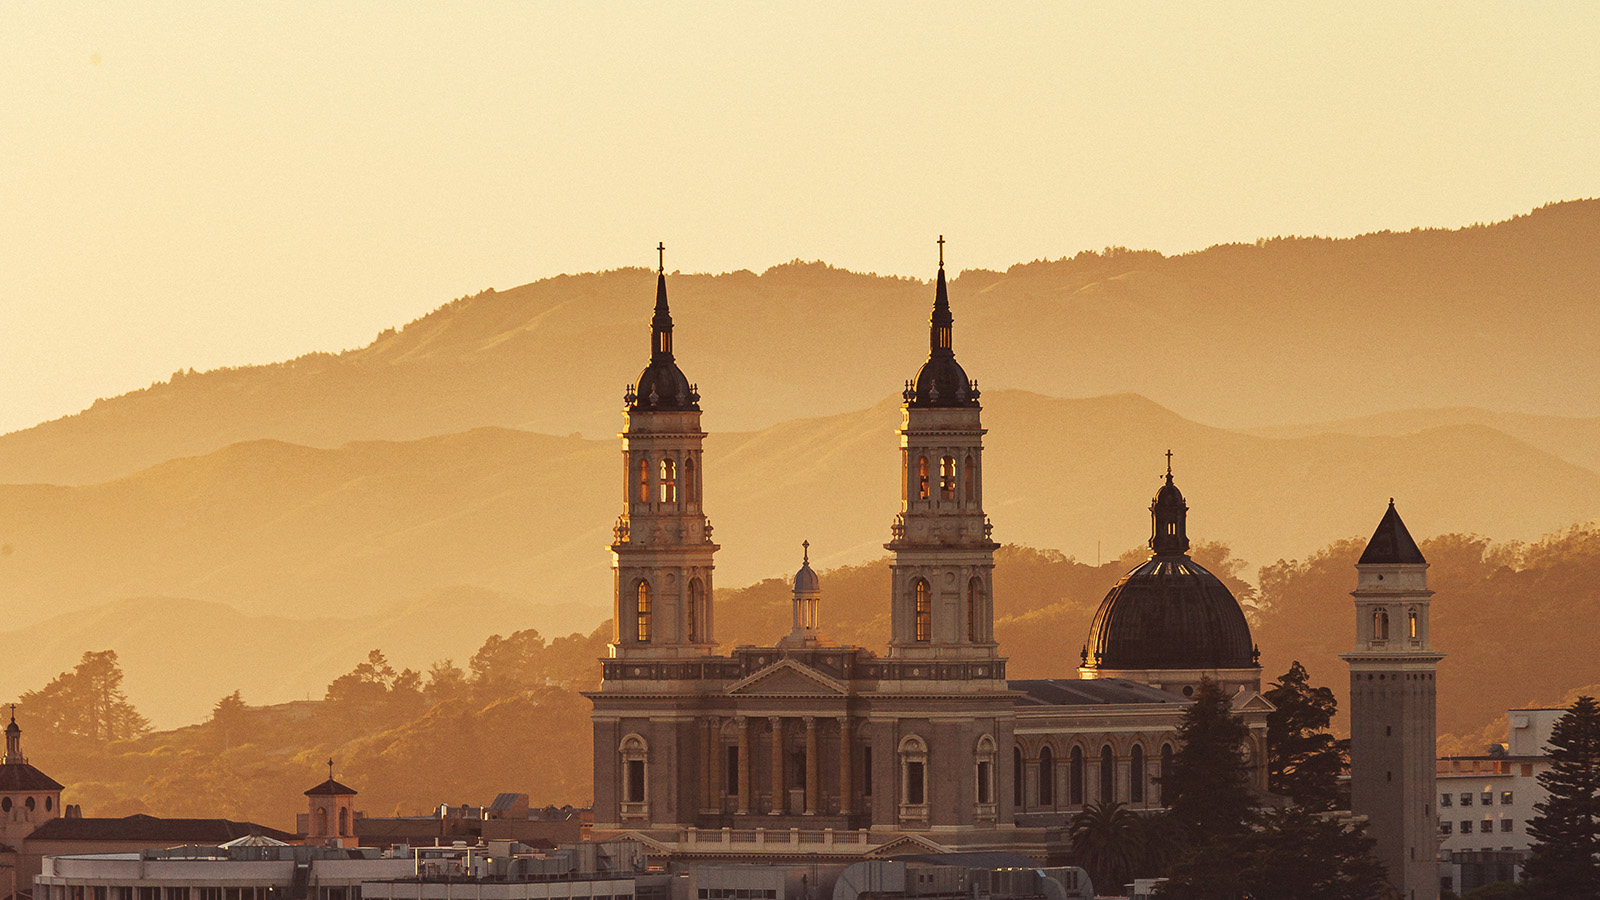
[1069,801,1145,889]
[1158,807,1390,900]
[1265,660,1348,811]
[1163,676,1256,839]
[210,690,248,750]
[1523,695,1600,898]
[18,650,150,742]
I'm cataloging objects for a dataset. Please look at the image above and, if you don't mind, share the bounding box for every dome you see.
[1084,556,1256,670]
[794,561,820,594]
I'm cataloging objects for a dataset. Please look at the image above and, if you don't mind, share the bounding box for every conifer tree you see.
[1163,676,1256,839]
[1265,660,1348,811]
[1523,695,1600,898]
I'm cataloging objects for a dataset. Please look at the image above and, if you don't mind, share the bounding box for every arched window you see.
[25,796,35,812]
[620,734,649,807]
[1374,608,1390,641]
[635,581,653,643]
[314,807,326,835]
[1069,746,1085,805]
[1038,746,1055,806]
[975,735,996,811]
[917,457,930,500]
[1013,746,1025,808]
[1160,743,1174,805]
[338,806,349,835]
[964,455,976,502]
[685,456,698,502]
[940,456,956,498]
[659,458,677,502]
[1130,745,1145,803]
[687,578,706,643]
[1100,744,1116,802]
[1408,609,1418,639]
[899,735,929,819]
[913,579,931,642]
[637,458,650,503]
[967,578,981,642]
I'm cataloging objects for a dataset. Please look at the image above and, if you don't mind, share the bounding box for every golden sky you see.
[2,3,1597,435]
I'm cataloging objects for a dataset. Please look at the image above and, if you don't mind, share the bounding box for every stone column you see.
[700,717,717,814]
[736,716,751,815]
[804,717,820,815]
[837,716,853,816]
[769,716,785,815]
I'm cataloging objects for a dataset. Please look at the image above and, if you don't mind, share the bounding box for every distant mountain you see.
[3,390,1596,717]
[0,591,545,729]
[0,201,1597,487]
[1249,407,1600,475]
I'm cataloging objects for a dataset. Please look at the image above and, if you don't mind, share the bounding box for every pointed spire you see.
[1358,499,1427,565]
[651,242,673,360]
[930,235,953,356]
[6,705,22,764]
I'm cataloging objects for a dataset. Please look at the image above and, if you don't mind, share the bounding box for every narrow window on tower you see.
[687,578,706,643]
[1160,744,1173,805]
[940,456,956,499]
[726,746,738,795]
[636,581,653,642]
[637,458,650,503]
[1375,608,1390,641]
[660,458,677,503]
[964,455,976,502]
[1408,609,1418,639]
[917,457,930,500]
[685,457,698,503]
[914,579,931,642]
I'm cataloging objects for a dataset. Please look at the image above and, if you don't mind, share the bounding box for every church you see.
[586,248,1278,861]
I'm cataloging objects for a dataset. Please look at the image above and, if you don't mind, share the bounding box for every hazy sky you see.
[3,4,1597,436]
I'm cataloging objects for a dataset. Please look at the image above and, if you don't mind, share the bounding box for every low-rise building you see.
[1437,707,1562,895]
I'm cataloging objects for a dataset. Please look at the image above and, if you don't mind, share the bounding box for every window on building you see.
[638,458,650,503]
[1013,746,1024,807]
[863,745,873,797]
[659,458,677,503]
[913,580,931,641]
[339,806,348,835]
[977,761,992,805]
[1408,610,1418,639]
[1482,791,1494,806]
[1070,746,1085,806]
[1501,819,1514,833]
[1441,822,1453,835]
[1461,792,1473,807]
[1441,793,1453,807]
[967,578,982,642]
[688,578,706,643]
[917,457,930,500]
[636,581,652,642]
[1503,791,1514,805]
[1130,745,1145,803]
[627,760,646,803]
[621,734,649,806]
[726,746,739,794]
[975,735,996,809]
[1461,820,1473,834]
[940,456,956,499]
[1100,745,1116,802]
[1038,746,1055,806]
[900,736,928,808]
[1374,608,1389,641]
[964,455,976,501]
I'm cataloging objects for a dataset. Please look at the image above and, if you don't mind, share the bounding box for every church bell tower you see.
[610,246,719,659]
[1342,500,1442,900]
[886,239,999,661]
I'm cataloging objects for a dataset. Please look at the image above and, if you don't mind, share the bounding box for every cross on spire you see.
[327,758,334,780]
[937,235,945,268]
[1165,449,1173,480]
[7,703,14,722]
[657,242,665,274]
[802,540,810,563]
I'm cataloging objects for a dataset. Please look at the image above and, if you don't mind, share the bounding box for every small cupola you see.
[779,541,826,648]
[1149,451,1190,557]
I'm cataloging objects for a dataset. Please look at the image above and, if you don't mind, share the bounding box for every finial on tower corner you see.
[657,242,665,274]
[937,234,945,269]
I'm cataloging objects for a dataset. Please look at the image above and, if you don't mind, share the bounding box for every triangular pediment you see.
[727,658,848,696]
[597,830,674,853]
[868,833,951,856]
[1231,689,1275,713]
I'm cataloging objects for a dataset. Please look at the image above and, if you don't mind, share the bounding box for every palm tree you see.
[1069,800,1145,891]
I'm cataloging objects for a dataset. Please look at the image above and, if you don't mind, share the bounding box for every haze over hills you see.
[3,388,1599,728]
[1,200,1597,488]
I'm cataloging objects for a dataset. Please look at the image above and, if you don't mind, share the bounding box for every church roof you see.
[906,255,979,409]
[26,814,295,844]
[1358,500,1427,565]
[1011,678,1182,707]
[1084,555,1257,670]
[0,762,64,792]
[304,778,358,796]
